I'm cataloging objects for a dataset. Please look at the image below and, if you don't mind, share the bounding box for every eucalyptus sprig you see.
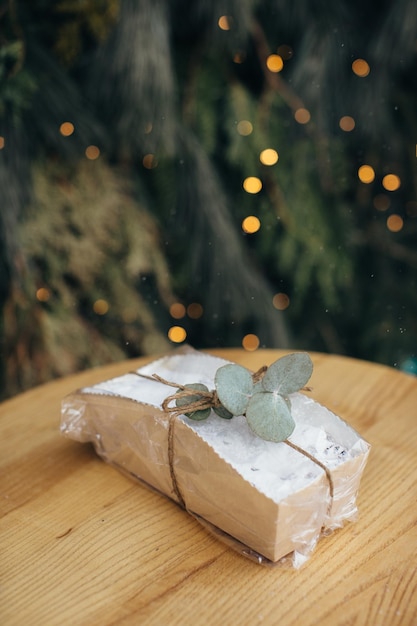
[172,353,313,443]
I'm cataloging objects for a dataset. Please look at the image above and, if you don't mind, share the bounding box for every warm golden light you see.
[386,214,404,232]
[242,334,260,351]
[93,299,109,315]
[85,145,100,160]
[266,54,283,73]
[358,164,375,184]
[60,122,74,137]
[277,44,293,60]
[218,15,231,30]
[382,174,401,191]
[352,59,370,77]
[0,136,5,149]
[187,303,203,319]
[272,293,290,310]
[294,108,311,124]
[36,287,50,302]
[243,177,262,194]
[169,302,186,319]
[237,120,253,136]
[260,148,279,165]
[339,116,355,131]
[168,326,187,343]
[373,194,390,211]
[233,52,245,64]
[142,153,158,169]
[242,215,261,234]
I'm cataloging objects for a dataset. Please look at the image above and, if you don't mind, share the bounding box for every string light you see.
[243,177,262,193]
[242,334,260,351]
[260,148,279,165]
[237,120,253,136]
[242,215,261,233]
[36,287,50,302]
[294,108,310,124]
[187,303,203,319]
[170,302,186,319]
[266,54,283,73]
[218,16,231,31]
[60,122,75,136]
[339,116,355,132]
[352,59,370,77]
[233,52,245,64]
[386,215,404,232]
[0,136,5,149]
[93,299,109,315]
[382,174,401,191]
[168,326,187,343]
[85,145,100,160]
[272,293,290,310]
[358,165,375,184]
[143,154,158,169]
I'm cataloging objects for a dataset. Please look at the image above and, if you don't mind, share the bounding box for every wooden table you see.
[1,349,417,626]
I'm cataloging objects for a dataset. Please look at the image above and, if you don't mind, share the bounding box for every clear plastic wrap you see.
[60,349,370,567]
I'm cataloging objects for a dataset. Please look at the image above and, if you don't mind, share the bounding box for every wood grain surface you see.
[1,349,416,626]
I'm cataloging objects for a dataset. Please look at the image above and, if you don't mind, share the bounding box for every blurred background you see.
[1,0,416,400]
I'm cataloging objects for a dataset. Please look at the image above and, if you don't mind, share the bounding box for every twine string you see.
[132,368,333,509]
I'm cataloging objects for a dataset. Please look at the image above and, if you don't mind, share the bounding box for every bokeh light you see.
[237,120,253,136]
[169,302,186,319]
[386,214,404,232]
[168,326,187,343]
[243,177,262,194]
[242,215,261,233]
[339,116,355,132]
[358,164,375,184]
[0,136,4,149]
[266,54,283,73]
[294,108,310,124]
[36,287,50,302]
[187,303,204,319]
[382,174,401,191]
[260,148,279,165]
[218,15,231,31]
[242,334,260,351]
[352,59,370,77]
[272,293,290,310]
[85,145,100,160]
[60,122,74,136]
[93,299,109,315]
[143,153,158,169]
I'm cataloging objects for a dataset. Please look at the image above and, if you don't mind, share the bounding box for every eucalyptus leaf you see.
[215,364,253,415]
[262,353,313,395]
[213,405,234,419]
[175,383,210,420]
[246,392,295,442]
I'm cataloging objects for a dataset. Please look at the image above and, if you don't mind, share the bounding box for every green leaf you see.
[175,383,210,420]
[213,404,234,419]
[246,392,295,442]
[262,353,313,395]
[215,364,253,416]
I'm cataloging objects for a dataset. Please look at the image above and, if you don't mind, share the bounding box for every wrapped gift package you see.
[60,349,370,567]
